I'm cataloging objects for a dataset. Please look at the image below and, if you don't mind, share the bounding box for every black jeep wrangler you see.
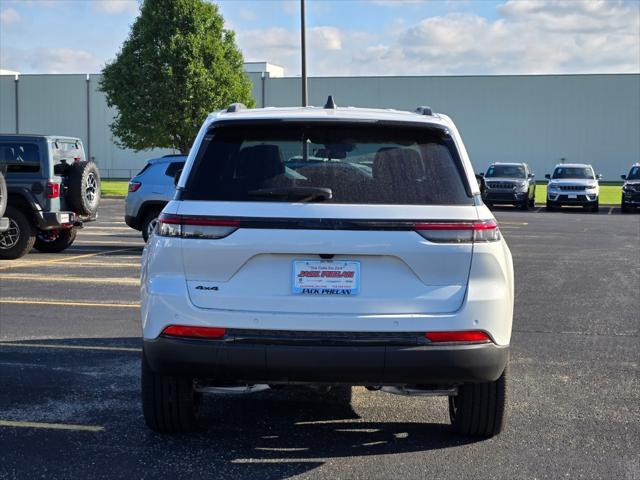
[0,135,101,260]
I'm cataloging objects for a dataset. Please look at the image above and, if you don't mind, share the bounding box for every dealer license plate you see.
[568,194,577,199]
[292,260,360,295]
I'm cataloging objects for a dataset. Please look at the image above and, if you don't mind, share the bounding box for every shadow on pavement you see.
[0,337,478,479]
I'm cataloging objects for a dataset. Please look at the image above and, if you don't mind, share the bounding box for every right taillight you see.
[414,219,500,243]
[157,213,239,239]
[425,330,492,344]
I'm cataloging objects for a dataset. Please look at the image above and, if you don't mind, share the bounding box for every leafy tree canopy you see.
[100,0,255,153]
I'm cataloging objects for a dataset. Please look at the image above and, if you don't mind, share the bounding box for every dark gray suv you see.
[480,162,536,210]
[0,135,101,259]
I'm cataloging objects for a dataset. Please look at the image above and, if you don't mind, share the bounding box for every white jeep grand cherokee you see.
[140,100,514,437]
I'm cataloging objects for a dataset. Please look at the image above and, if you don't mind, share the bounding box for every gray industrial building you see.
[0,68,638,180]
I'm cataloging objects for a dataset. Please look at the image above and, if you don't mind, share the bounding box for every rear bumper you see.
[125,214,141,230]
[143,334,509,384]
[35,211,96,230]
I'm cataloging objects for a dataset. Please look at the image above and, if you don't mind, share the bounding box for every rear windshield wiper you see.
[248,187,333,202]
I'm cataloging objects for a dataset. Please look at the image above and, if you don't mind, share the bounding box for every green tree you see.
[100,0,255,153]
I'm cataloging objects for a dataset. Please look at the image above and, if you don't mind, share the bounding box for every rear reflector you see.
[157,214,240,239]
[162,325,226,339]
[128,181,142,192]
[415,219,500,243]
[425,331,492,343]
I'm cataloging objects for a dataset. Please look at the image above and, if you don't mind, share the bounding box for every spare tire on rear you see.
[0,171,7,217]
[67,161,101,216]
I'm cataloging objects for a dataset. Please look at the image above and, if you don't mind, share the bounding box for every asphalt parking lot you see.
[0,198,638,479]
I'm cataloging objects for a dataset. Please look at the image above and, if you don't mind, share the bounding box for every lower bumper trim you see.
[144,335,509,385]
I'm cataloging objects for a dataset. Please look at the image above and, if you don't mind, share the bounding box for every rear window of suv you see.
[182,123,471,205]
[0,142,40,173]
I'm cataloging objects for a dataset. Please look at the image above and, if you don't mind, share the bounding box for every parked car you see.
[0,169,8,233]
[124,155,186,241]
[140,100,514,438]
[621,163,640,213]
[545,163,601,211]
[0,135,100,259]
[479,162,535,210]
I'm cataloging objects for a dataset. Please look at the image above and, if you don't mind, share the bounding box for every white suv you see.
[140,101,514,437]
[545,163,602,211]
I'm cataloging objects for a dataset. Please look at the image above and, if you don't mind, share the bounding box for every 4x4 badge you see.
[195,285,218,291]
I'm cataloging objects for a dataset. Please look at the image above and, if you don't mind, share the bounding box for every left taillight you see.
[46,182,60,199]
[128,181,142,192]
[414,219,500,243]
[157,213,240,239]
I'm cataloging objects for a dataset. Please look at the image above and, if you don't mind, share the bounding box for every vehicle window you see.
[165,161,186,178]
[627,167,640,180]
[552,167,594,179]
[136,163,152,176]
[183,123,471,205]
[486,165,526,178]
[53,141,83,164]
[0,142,40,173]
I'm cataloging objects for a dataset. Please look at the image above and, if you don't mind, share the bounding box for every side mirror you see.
[528,173,535,178]
[596,174,602,180]
[478,172,485,177]
[621,174,627,180]
[173,168,183,187]
[545,174,551,179]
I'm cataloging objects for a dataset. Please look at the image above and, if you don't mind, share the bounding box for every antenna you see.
[324,95,337,109]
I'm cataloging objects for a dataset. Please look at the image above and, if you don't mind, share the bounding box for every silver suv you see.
[124,155,186,241]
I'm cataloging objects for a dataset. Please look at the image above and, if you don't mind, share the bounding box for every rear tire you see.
[34,227,77,253]
[449,364,508,438]
[545,200,555,211]
[0,206,36,260]
[141,353,201,433]
[141,209,161,242]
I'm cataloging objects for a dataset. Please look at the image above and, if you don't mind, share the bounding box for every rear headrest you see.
[1,146,16,162]
[236,145,284,183]
[373,147,424,182]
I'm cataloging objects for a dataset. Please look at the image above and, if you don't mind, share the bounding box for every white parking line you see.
[0,342,140,352]
[82,226,131,231]
[0,420,104,432]
[0,298,139,308]
[0,247,137,271]
[1,274,139,285]
[73,240,143,246]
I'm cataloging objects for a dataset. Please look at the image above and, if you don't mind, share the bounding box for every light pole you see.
[300,0,308,107]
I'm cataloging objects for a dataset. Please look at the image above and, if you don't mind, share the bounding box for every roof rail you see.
[415,106,433,116]
[226,103,246,113]
[324,95,337,109]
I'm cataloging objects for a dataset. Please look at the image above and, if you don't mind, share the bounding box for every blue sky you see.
[1,0,638,76]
